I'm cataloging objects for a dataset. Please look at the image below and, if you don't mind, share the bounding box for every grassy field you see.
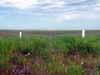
[0,35,100,75]
[0,30,100,37]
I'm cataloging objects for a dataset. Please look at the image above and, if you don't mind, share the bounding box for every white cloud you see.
[56,13,80,23]
[56,12,100,23]
[0,0,100,20]
[56,13,80,22]
[94,7,100,12]
[0,0,38,9]
[94,2,100,12]
[42,1,65,9]
[0,0,65,9]
[96,3,100,7]
[65,0,87,4]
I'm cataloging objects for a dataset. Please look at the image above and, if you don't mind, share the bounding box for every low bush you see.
[67,63,84,75]
[30,37,51,63]
[75,37,100,55]
[47,62,65,73]
[0,35,100,74]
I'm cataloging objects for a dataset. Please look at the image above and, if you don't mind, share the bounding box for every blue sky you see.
[0,0,100,30]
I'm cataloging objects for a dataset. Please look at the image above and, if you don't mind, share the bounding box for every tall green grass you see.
[0,36,100,68]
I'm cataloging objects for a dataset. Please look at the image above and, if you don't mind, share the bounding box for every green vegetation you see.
[0,36,100,75]
[67,63,84,75]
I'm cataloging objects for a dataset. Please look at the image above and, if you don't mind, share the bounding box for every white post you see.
[19,32,22,38]
[82,29,85,38]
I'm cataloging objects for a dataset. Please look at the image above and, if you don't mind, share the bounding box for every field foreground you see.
[0,36,100,75]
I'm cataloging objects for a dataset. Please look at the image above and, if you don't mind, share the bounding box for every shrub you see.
[67,63,84,75]
[0,37,18,68]
[47,62,65,73]
[76,37,100,55]
[51,38,69,54]
[55,36,77,49]
[0,36,100,69]
[30,37,51,63]
[51,36,78,55]
[0,55,10,68]
[95,57,100,75]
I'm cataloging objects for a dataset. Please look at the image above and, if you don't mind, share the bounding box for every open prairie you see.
[0,30,100,75]
[0,30,100,37]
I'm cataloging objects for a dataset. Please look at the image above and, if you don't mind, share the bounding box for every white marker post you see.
[19,32,22,38]
[82,29,85,38]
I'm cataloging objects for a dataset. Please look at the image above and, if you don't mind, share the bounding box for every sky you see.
[0,0,100,30]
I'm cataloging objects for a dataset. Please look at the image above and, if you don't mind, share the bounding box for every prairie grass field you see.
[0,30,100,75]
[0,30,100,37]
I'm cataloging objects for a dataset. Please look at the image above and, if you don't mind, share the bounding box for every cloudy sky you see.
[0,0,100,30]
